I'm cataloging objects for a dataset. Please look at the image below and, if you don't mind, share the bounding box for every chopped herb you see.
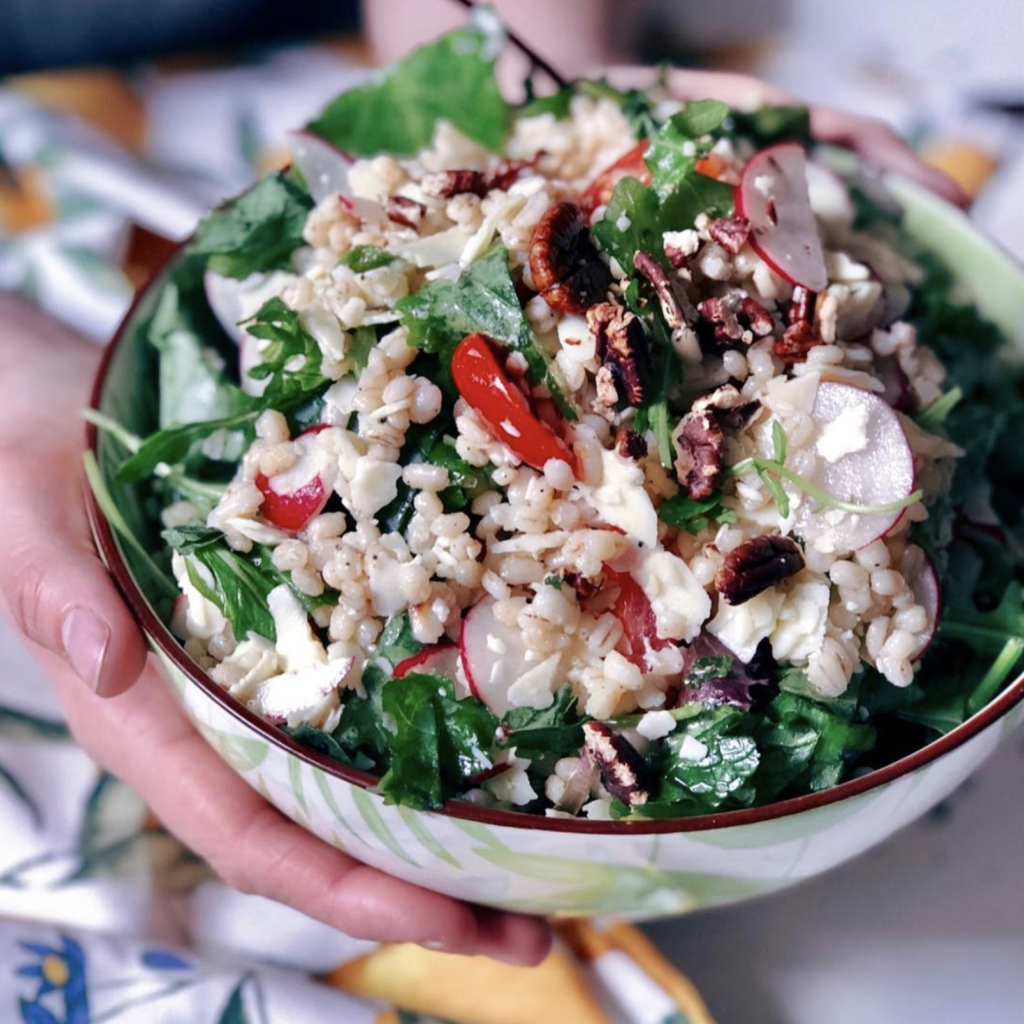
[499,685,588,762]
[658,490,737,534]
[544,575,563,590]
[339,245,396,273]
[688,656,735,685]
[916,385,964,430]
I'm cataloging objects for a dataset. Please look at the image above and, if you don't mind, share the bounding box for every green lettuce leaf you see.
[308,14,509,156]
[190,172,312,279]
[499,685,589,762]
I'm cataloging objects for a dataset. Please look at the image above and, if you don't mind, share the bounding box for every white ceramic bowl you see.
[87,175,1024,919]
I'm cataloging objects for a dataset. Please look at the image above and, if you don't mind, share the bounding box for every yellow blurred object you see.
[923,141,999,200]
[327,940,608,1024]
[10,69,146,150]
[0,166,52,233]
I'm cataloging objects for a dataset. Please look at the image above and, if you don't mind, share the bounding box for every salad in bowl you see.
[88,13,1024,832]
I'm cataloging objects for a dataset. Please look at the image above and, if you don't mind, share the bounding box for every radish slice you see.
[251,657,353,723]
[792,381,916,553]
[903,546,941,661]
[394,643,461,681]
[459,598,539,716]
[736,142,828,292]
[256,426,333,532]
[288,129,386,224]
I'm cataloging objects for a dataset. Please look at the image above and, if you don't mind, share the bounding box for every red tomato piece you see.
[256,424,331,532]
[451,333,576,476]
[580,140,651,213]
[604,567,672,673]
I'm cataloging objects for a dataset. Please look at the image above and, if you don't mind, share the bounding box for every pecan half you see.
[386,195,426,229]
[582,722,649,808]
[715,535,804,605]
[672,410,724,500]
[421,169,489,199]
[489,158,533,191]
[616,428,648,461]
[788,285,815,325]
[587,302,651,406]
[775,319,823,363]
[529,202,611,314]
[707,216,751,255]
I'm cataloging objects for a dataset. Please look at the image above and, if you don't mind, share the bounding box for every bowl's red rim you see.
[85,244,1024,836]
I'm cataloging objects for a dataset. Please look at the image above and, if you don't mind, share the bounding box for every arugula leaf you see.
[308,15,509,155]
[592,177,664,271]
[334,663,392,770]
[243,297,331,407]
[644,100,729,195]
[377,612,422,667]
[657,706,760,810]
[339,245,396,273]
[499,685,588,762]
[379,673,498,809]
[518,85,575,120]
[161,524,222,554]
[282,723,375,771]
[658,490,737,534]
[348,325,377,373]
[116,410,260,484]
[426,436,493,511]
[397,242,573,416]
[688,656,735,685]
[376,417,452,534]
[724,105,812,148]
[190,172,312,279]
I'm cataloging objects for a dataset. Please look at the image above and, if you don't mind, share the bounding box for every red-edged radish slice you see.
[288,129,387,224]
[792,381,916,553]
[394,643,461,681]
[460,598,542,716]
[256,425,332,532]
[735,142,828,292]
[251,657,353,723]
[903,546,941,661]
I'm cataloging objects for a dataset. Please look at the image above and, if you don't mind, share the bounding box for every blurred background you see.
[0,2,1021,1022]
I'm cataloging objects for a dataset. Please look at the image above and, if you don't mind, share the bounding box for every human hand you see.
[0,294,551,965]
[605,65,969,209]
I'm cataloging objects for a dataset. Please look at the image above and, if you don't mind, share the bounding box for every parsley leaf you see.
[397,242,573,416]
[339,245,396,273]
[308,15,509,156]
[658,490,737,534]
[243,297,331,407]
[644,100,729,195]
[426,436,493,511]
[190,172,312,279]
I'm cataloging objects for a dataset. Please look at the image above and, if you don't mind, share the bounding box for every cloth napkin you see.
[0,52,717,1024]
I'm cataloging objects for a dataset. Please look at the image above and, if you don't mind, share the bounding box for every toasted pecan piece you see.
[420,169,489,198]
[582,722,649,808]
[775,319,823,363]
[672,409,724,500]
[587,301,651,406]
[707,216,751,255]
[715,535,804,605]
[529,202,611,314]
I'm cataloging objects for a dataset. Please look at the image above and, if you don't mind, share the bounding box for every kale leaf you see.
[190,172,312,279]
[308,15,509,155]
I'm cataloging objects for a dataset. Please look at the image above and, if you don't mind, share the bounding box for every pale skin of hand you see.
[0,71,965,963]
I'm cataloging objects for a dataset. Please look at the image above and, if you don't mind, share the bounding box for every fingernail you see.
[61,607,111,691]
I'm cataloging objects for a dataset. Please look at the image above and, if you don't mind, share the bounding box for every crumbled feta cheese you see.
[662,229,700,257]
[615,213,632,232]
[676,734,709,762]
[764,372,820,416]
[706,589,785,662]
[631,550,711,644]
[637,709,677,741]
[172,552,227,640]
[816,402,871,463]
[770,579,831,664]
[485,752,537,806]
[347,457,403,516]
[366,554,408,618]
[579,448,659,547]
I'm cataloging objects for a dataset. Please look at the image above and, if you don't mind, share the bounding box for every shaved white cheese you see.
[816,401,871,463]
[390,227,471,269]
[249,656,353,725]
[764,372,820,417]
[299,305,347,362]
[507,653,562,710]
[484,752,537,806]
[631,550,711,644]
[322,379,359,425]
[235,270,297,323]
[578,448,659,547]
[268,585,326,672]
[172,552,228,640]
[488,531,569,556]
[706,589,785,662]
[770,578,831,664]
[347,456,403,517]
[214,636,280,702]
[461,193,526,266]
[367,555,408,618]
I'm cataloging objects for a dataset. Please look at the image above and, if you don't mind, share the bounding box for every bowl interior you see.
[88,171,1024,835]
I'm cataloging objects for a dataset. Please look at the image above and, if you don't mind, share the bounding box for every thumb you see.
[0,499,149,698]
